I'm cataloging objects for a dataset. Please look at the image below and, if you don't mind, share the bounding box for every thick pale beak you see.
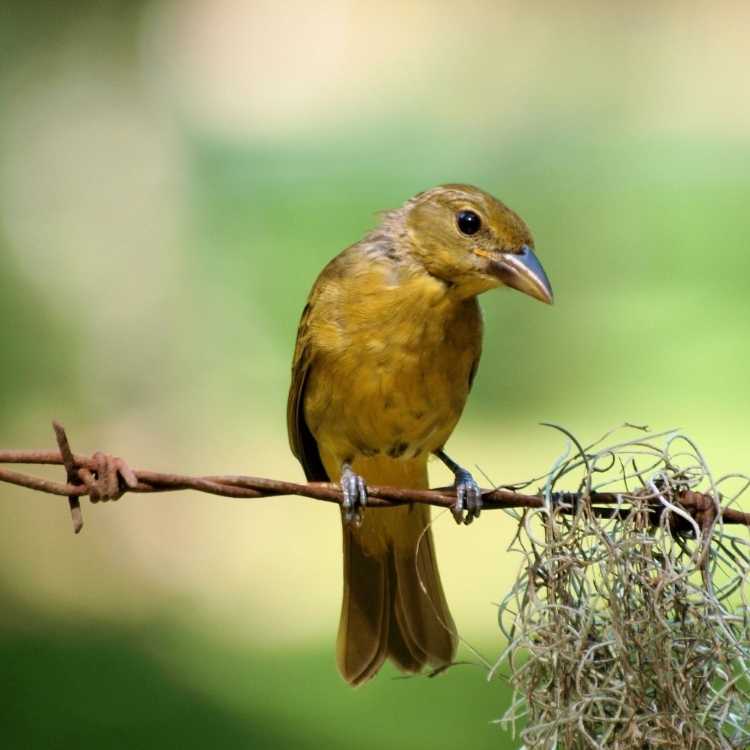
[489,245,553,304]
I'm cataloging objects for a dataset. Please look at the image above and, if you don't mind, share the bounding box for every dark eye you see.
[456,210,481,236]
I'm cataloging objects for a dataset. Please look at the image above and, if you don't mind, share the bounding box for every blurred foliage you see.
[0,236,79,422]
[2,592,513,750]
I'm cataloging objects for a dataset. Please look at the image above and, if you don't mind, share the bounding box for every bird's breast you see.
[304,275,482,465]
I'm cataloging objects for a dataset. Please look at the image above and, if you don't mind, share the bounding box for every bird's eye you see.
[456,210,481,236]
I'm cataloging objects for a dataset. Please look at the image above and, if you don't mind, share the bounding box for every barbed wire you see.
[0,422,749,537]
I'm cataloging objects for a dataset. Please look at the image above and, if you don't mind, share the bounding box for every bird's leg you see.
[340,461,367,525]
[435,449,482,525]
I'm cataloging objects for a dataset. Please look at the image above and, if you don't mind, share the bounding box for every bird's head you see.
[401,184,553,304]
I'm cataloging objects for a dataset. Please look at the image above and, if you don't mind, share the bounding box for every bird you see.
[287,184,552,685]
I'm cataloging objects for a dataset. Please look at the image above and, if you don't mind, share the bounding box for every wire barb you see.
[52,420,83,534]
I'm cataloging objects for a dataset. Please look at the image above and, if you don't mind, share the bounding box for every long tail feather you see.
[337,522,390,685]
[336,457,457,685]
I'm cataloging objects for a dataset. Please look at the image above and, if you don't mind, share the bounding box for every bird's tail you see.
[335,457,457,686]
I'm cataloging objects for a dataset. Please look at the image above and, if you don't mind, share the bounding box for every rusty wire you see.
[0,423,749,537]
[493,425,750,749]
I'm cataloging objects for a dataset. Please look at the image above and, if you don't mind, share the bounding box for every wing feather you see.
[287,301,329,481]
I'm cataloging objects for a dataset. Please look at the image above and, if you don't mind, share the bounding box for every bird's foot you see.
[451,468,482,525]
[435,449,483,525]
[341,463,367,525]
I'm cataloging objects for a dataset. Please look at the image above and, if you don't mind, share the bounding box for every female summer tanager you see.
[288,184,552,685]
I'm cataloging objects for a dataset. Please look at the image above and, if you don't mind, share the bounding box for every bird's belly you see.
[306,339,472,464]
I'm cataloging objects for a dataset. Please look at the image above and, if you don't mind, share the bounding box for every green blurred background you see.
[2,1,749,747]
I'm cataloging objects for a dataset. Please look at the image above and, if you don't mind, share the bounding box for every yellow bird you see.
[288,184,552,685]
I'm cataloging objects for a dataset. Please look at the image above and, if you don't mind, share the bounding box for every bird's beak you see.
[486,245,553,304]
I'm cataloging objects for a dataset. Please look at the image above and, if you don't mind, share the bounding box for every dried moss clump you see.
[495,427,750,750]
